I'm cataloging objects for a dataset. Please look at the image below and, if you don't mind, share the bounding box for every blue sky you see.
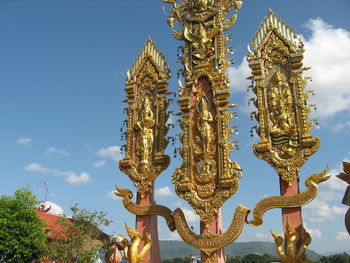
[1,0,350,255]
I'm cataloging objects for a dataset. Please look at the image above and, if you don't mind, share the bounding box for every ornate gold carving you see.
[119,38,171,196]
[247,166,330,226]
[119,224,152,263]
[173,205,248,255]
[115,186,175,231]
[271,219,312,263]
[247,10,319,185]
[115,186,249,255]
[164,0,243,223]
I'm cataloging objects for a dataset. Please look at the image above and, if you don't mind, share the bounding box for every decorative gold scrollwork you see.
[115,186,175,231]
[115,186,249,255]
[247,165,330,227]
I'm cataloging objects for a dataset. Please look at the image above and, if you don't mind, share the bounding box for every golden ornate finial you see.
[119,38,171,196]
[247,10,320,185]
[118,224,152,263]
[271,219,312,263]
[164,0,244,224]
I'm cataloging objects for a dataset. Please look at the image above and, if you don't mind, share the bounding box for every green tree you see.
[0,186,47,263]
[316,253,350,263]
[227,256,242,263]
[45,203,112,263]
[241,253,274,263]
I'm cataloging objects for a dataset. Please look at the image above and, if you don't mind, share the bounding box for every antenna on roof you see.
[44,179,49,203]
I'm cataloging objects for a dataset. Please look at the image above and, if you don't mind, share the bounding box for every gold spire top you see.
[250,9,304,53]
[128,37,170,81]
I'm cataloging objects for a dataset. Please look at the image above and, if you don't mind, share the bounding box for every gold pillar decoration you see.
[119,37,171,196]
[271,219,312,263]
[247,9,319,185]
[163,0,243,224]
[119,224,152,263]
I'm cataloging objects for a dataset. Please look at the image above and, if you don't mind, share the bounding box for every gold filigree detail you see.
[173,205,248,255]
[271,219,312,263]
[163,0,244,221]
[247,166,330,226]
[119,224,152,263]
[119,38,171,196]
[247,10,320,185]
[115,186,175,231]
[115,186,249,255]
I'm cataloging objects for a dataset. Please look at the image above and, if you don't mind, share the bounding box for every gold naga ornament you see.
[119,38,171,196]
[163,0,243,224]
[118,224,152,263]
[271,219,312,263]
[247,9,320,185]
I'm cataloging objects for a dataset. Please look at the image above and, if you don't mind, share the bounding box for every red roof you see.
[37,211,109,240]
[37,211,73,239]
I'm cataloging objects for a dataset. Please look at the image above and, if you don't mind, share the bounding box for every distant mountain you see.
[320,249,350,256]
[159,240,321,261]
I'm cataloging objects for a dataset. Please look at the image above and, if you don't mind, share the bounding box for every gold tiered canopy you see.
[247,9,320,185]
[119,37,171,196]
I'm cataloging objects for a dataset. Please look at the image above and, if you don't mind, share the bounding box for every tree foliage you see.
[45,203,112,263]
[0,186,47,263]
[316,253,350,263]
[163,256,191,263]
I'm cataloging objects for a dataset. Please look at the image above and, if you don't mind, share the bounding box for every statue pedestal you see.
[135,186,161,263]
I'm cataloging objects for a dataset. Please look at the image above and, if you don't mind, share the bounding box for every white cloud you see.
[304,223,322,239]
[336,231,350,241]
[170,201,199,223]
[16,137,31,145]
[107,190,122,201]
[323,166,349,191]
[155,186,174,199]
[97,146,122,161]
[182,208,199,223]
[24,163,91,185]
[46,146,70,157]
[329,122,350,133]
[303,18,350,119]
[228,58,250,93]
[304,199,347,222]
[44,201,64,215]
[93,160,106,168]
[25,163,49,173]
[304,160,349,222]
[65,172,90,185]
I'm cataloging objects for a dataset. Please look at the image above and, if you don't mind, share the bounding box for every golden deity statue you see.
[197,96,214,154]
[135,96,155,165]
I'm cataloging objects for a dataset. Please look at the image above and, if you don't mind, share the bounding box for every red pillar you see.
[200,208,225,263]
[279,177,303,248]
[135,185,161,263]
